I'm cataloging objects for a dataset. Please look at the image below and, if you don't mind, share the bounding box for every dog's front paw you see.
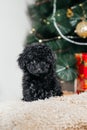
[22,96,32,102]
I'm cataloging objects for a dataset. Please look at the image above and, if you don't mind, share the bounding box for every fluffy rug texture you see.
[0,92,87,130]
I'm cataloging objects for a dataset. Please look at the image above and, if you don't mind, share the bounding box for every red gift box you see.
[75,53,87,94]
[75,78,87,94]
[82,53,87,78]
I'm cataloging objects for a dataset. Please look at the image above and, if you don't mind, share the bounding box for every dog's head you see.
[18,43,56,76]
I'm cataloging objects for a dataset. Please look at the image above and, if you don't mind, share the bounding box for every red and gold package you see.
[82,53,87,78]
[74,78,87,94]
[75,53,87,94]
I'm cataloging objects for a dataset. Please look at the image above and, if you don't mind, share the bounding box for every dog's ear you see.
[17,45,31,70]
[17,53,26,70]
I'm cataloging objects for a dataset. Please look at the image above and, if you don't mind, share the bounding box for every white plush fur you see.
[0,92,87,130]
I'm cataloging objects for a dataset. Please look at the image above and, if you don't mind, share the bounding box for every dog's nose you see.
[37,67,42,73]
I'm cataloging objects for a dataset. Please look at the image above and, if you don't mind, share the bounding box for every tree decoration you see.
[66,8,74,18]
[75,20,87,38]
[52,0,87,45]
[75,2,87,38]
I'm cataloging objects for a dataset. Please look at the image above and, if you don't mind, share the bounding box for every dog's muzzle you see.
[27,61,50,76]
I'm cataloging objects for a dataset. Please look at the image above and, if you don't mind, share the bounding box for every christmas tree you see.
[25,0,87,82]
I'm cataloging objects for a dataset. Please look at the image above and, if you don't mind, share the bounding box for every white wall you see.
[0,0,34,101]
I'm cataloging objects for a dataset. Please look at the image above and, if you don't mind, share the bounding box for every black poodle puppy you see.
[18,43,63,101]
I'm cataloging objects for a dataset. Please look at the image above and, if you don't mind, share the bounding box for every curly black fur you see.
[18,43,63,101]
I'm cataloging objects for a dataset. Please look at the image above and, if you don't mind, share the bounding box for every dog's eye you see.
[31,61,36,64]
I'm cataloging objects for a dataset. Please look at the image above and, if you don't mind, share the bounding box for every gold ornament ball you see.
[75,21,87,38]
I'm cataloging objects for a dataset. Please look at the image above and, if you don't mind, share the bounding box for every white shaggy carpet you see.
[0,92,87,130]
